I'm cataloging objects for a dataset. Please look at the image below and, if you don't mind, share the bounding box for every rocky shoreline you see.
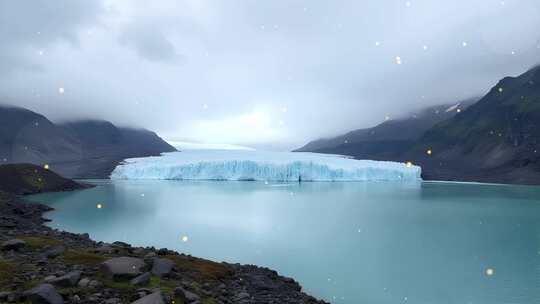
[0,191,329,304]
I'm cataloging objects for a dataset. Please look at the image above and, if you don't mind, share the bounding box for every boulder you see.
[44,246,65,259]
[174,288,200,304]
[101,257,145,279]
[151,258,174,277]
[49,271,81,287]
[23,284,63,304]
[130,291,164,304]
[1,239,26,251]
[77,278,91,288]
[130,272,151,286]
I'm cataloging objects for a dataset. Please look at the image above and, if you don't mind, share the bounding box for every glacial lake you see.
[29,180,540,304]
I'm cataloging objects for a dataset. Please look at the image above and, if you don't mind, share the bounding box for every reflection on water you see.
[29,180,540,304]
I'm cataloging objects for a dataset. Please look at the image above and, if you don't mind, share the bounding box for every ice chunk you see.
[110,151,421,182]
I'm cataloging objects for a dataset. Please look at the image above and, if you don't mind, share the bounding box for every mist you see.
[1,0,539,150]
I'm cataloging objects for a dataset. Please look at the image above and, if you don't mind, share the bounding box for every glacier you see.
[110,150,421,182]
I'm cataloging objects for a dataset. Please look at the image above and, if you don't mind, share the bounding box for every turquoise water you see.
[29,180,540,304]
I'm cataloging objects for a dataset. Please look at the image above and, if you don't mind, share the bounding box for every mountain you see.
[407,65,540,184]
[0,163,88,195]
[295,99,477,160]
[296,65,540,185]
[0,105,176,178]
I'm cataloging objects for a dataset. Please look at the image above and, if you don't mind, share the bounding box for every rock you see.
[151,258,174,277]
[101,257,145,279]
[0,292,12,301]
[77,278,91,288]
[174,288,200,304]
[237,292,250,300]
[130,272,151,286]
[144,252,157,260]
[130,291,164,304]
[112,241,131,249]
[23,283,63,304]
[94,245,114,254]
[49,271,81,287]
[44,246,65,259]
[88,280,103,289]
[44,275,57,283]
[1,239,26,251]
[72,295,81,303]
[105,298,121,304]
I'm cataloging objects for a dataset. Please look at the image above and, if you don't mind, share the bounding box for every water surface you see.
[29,180,540,304]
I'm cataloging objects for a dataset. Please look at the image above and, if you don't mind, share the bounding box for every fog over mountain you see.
[1,0,540,149]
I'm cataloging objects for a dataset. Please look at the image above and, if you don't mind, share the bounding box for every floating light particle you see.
[181,235,189,242]
[457,108,461,113]
[140,193,145,197]
[485,268,494,276]
[406,161,413,168]
[426,149,432,155]
[38,50,44,56]
[375,41,381,46]
[58,87,65,94]
[405,1,411,7]
[385,116,390,121]
[511,51,515,55]
[498,87,503,93]
[423,45,428,50]
[357,229,362,233]
[395,56,402,65]
[264,181,269,185]
[96,203,103,209]
[462,42,468,47]
[43,164,49,170]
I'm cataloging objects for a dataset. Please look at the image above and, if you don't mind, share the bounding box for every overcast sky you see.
[1,0,539,150]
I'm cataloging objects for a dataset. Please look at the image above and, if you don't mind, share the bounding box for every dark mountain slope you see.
[297,65,540,184]
[295,99,476,160]
[59,120,177,178]
[0,106,81,165]
[0,163,88,194]
[0,106,176,178]
[409,65,540,184]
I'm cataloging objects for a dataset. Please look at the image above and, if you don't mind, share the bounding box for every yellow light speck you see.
[426,149,432,155]
[181,236,189,242]
[44,164,49,170]
[96,203,103,209]
[498,87,503,92]
[485,268,494,276]
[406,161,413,168]
[457,108,461,113]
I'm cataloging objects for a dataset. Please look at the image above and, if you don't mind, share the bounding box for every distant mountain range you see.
[0,105,176,178]
[296,65,540,185]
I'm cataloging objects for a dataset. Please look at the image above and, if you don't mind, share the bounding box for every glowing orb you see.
[181,236,189,242]
[43,164,49,170]
[96,203,103,209]
[58,87,65,94]
[485,268,494,276]
[426,149,432,155]
[406,161,413,168]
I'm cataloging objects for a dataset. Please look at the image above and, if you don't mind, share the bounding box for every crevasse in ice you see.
[110,151,421,182]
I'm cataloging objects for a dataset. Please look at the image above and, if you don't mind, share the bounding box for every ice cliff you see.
[110,151,421,182]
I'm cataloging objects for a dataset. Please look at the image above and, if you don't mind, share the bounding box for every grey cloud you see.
[119,24,182,63]
[0,0,103,74]
[0,0,539,150]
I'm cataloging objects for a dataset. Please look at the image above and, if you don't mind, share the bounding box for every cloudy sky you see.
[1,0,539,150]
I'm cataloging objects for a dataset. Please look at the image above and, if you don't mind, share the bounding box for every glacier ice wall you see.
[110,151,421,182]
